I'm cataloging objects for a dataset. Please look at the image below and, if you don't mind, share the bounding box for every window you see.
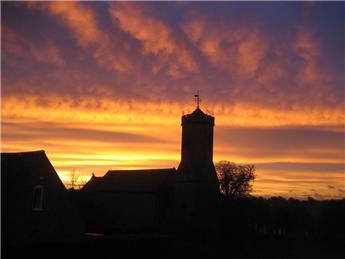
[32,185,44,211]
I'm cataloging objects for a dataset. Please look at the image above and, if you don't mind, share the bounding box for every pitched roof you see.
[82,168,176,193]
[1,150,66,190]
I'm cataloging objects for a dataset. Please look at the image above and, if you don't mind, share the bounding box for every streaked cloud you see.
[26,1,134,72]
[2,26,64,66]
[109,2,199,78]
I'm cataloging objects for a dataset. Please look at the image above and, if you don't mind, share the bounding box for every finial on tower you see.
[194,91,201,109]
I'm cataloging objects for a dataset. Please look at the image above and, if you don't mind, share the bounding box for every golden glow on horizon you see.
[1,96,344,199]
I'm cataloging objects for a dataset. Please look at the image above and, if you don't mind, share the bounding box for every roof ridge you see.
[1,150,46,155]
[107,168,175,172]
[104,168,176,177]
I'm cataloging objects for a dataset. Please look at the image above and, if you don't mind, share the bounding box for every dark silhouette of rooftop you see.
[2,150,83,246]
[182,107,214,125]
[82,168,176,193]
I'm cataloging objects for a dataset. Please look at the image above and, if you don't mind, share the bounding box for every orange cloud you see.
[110,3,174,55]
[2,94,344,128]
[43,2,104,47]
[182,15,206,45]
[27,1,133,72]
[2,26,24,57]
[182,15,340,111]
[294,28,329,85]
[191,20,267,76]
[2,26,64,66]
[237,32,267,74]
[245,26,339,109]
[30,42,65,66]
[109,2,199,77]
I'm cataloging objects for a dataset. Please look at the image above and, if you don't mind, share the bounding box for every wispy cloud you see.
[109,2,199,78]
[2,26,64,66]
[27,1,134,72]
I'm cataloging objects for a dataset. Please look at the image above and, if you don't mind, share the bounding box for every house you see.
[1,150,84,245]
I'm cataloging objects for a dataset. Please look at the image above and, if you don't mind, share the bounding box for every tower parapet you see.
[181,108,214,126]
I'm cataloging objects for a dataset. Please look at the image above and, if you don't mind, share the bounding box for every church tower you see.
[177,107,219,189]
[172,95,219,229]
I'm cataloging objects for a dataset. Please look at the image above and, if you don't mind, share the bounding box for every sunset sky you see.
[1,2,344,199]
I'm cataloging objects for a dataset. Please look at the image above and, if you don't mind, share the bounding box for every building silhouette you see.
[1,151,84,245]
[79,168,176,233]
[1,104,220,240]
[173,107,220,230]
[80,106,220,233]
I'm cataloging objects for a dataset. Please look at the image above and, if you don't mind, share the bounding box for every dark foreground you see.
[3,197,345,258]
[3,234,344,259]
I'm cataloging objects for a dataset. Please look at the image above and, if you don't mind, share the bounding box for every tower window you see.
[32,185,44,211]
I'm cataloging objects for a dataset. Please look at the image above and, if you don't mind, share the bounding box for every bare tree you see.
[66,169,86,190]
[215,160,256,199]
[70,169,78,189]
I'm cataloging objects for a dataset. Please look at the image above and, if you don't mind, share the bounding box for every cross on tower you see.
[194,91,201,109]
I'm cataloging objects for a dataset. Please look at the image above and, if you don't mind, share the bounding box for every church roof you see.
[82,168,176,193]
[182,108,214,125]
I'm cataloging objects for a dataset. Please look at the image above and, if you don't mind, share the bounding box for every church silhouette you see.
[79,103,220,233]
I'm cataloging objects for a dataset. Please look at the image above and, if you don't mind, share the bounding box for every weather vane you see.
[194,91,201,109]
